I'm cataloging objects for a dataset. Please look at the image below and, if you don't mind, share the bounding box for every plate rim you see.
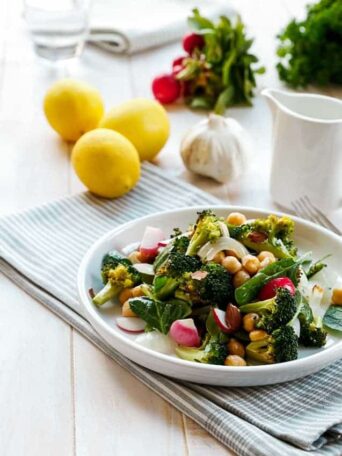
[77,204,342,375]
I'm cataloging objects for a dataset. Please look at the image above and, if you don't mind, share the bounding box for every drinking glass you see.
[24,0,90,61]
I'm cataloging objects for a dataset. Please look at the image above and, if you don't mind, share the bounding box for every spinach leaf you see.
[323,306,342,333]
[129,297,191,334]
[235,254,310,305]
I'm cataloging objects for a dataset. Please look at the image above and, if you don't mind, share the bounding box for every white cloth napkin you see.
[88,0,235,54]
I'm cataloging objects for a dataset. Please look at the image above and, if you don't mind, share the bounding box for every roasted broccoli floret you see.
[186,210,222,256]
[298,298,327,347]
[153,252,201,300]
[246,325,298,364]
[93,250,141,306]
[175,262,234,308]
[228,214,297,259]
[239,288,297,332]
[153,234,190,272]
[175,334,228,365]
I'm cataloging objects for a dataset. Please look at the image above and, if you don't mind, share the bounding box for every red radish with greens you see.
[182,32,204,54]
[169,319,201,347]
[151,74,181,104]
[258,277,296,300]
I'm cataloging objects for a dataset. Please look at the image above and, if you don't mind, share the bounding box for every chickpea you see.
[226,249,238,258]
[226,212,247,226]
[249,330,268,341]
[242,255,260,275]
[258,251,276,262]
[128,250,142,264]
[212,251,225,264]
[227,338,245,358]
[122,300,137,317]
[243,313,259,332]
[332,288,342,305]
[132,285,145,298]
[222,256,242,274]
[119,288,133,305]
[259,257,272,270]
[224,355,247,367]
[233,270,251,288]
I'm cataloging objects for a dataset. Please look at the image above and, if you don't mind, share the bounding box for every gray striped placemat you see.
[0,162,341,456]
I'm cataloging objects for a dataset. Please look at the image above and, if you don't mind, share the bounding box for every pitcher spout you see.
[261,88,282,119]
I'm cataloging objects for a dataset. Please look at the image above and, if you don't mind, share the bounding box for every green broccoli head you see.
[175,262,234,308]
[175,334,228,365]
[153,233,190,273]
[101,250,133,283]
[93,250,141,306]
[153,252,201,300]
[299,317,327,347]
[246,325,298,364]
[186,210,222,256]
[240,287,297,332]
[297,296,327,348]
[229,214,297,259]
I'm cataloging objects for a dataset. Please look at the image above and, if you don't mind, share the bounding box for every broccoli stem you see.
[241,238,291,259]
[239,298,273,314]
[93,282,120,306]
[185,232,207,256]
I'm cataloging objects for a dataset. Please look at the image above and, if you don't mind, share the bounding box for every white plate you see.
[77,206,342,386]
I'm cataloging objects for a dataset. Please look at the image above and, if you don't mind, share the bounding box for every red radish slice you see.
[213,308,231,333]
[139,226,165,260]
[258,277,296,300]
[169,319,201,347]
[158,240,171,247]
[116,317,146,333]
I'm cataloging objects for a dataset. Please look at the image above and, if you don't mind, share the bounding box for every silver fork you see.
[291,195,342,236]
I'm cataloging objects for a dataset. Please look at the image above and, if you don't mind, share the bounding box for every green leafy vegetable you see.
[177,8,265,114]
[323,305,342,333]
[129,296,191,334]
[276,0,342,88]
[306,255,329,279]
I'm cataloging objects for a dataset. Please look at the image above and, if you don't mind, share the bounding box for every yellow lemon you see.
[99,98,170,161]
[71,128,140,198]
[44,79,104,141]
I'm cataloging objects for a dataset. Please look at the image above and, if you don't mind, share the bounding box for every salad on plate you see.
[90,210,342,367]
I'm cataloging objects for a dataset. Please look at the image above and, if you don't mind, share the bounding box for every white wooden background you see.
[0,0,341,455]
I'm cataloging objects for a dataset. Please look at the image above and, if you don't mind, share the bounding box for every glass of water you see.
[24,0,90,61]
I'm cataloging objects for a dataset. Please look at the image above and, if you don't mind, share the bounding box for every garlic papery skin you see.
[180,113,250,184]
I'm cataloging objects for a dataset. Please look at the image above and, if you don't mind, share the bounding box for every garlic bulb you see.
[180,113,250,184]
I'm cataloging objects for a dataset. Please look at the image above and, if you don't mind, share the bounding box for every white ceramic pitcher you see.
[262,88,342,213]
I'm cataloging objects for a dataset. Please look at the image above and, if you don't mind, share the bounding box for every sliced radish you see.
[213,308,231,333]
[116,317,146,333]
[139,226,165,260]
[169,319,201,347]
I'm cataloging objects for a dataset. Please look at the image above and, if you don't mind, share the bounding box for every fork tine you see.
[303,195,342,236]
[298,196,329,228]
[292,198,314,223]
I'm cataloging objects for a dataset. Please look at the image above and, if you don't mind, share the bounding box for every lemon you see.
[99,98,170,161]
[71,128,140,198]
[44,79,104,141]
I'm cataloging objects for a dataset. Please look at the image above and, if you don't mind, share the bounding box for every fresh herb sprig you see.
[276,0,342,88]
[177,9,265,114]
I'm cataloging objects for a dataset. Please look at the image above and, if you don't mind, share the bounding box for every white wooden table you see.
[0,1,341,455]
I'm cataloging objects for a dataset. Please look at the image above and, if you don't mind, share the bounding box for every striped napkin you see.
[0,163,341,456]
